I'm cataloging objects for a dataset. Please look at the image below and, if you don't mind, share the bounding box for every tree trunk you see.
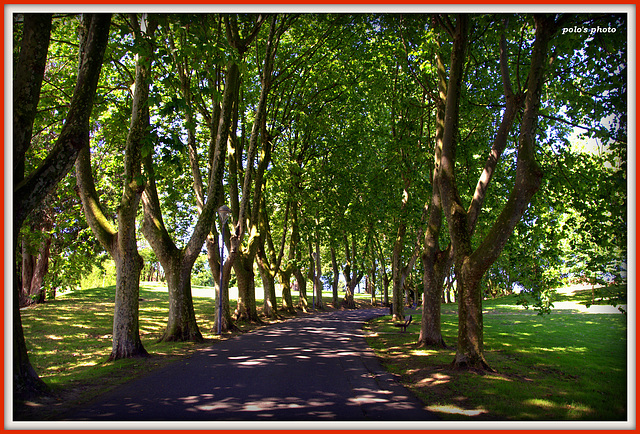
[419,248,450,348]
[13,245,48,400]
[341,236,357,309]
[25,235,52,305]
[452,264,490,369]
[257,261,278,319]
[234,254,260,322]
[75,14,152,361]
[418,41,449,348]
[256,232,279,319]
[313,236,323,309]
[330,245,339,307]
[343,285,355,309]
[391,218,407,320]
[160,255,203,342]
[294,268,308,312]
[111,242,147,360]
[382,273,390,307]
[14,13,110,399]
[207,235,235,333]
[20,238,35,307]
[141,153,206,342]
[368,266,377,307]
[445,275,453,303]
[278,266,296,314]
[255,195,287,319]
[343,275,362,309]
[13,13,51,184]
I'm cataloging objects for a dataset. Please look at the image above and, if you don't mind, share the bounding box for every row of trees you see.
[14,12,626,397]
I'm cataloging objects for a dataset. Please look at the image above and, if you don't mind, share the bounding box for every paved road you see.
[64,308,437,422]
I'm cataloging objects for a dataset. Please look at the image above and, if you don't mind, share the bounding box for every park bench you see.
[393,314,413,332]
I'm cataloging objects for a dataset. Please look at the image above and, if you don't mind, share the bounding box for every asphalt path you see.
[64,308,438,422]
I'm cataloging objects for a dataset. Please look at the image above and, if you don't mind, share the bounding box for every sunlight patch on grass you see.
[566,402,595,419]
[525,398,555,409]
[524,398,593,418]
[534,346,588,354]
[411,349,439,356]
[75,361,99,368]
[427,404,488,417]
[418,372,451,386]
[484,374,512,382]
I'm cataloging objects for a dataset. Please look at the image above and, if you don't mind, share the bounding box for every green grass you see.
[17,284,628,421]
[364,299,628,421]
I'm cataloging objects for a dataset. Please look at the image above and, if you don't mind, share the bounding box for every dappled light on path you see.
[65,308,436,421]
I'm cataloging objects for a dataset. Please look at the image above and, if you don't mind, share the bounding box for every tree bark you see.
[207,234,236,333]
[257,261,278,319]
[390,220,406,320]
[419,246,451,348]
[373,235,390,307]
[20,238,35,307]
[294,267,309,312]
[165,256,204,341]
[330,245,340,307]
[256,229,278,319]
[341,235,363,309]
[21,234,52,307]
[278,264,296,314]
[313,233,324,309]
[368,260,377,306]
[234,254,261,322]
[435,15,490,369]
[141,151,205,342]
[419,151,451,349]
[13,14,51,185]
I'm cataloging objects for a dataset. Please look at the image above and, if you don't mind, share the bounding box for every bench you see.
[392,314,413,332]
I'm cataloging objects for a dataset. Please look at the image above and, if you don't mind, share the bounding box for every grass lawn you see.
[364,292,628,421]
[15,283,628,422]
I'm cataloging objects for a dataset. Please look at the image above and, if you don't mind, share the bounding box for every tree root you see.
[450,354,495,373]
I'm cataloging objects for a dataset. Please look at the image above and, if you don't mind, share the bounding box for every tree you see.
[408,16,454,349]
[75,13,154,360]
[224,14,278,323]
[435,14,566,370]
[139,14,237,341]
[255,196,289,318]
[13,13,111,398]
[19,206,52,307]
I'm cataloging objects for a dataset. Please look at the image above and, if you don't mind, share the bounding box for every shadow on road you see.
[63,308,437,422]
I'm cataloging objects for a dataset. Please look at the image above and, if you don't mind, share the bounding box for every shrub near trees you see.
[14,12,626,398]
